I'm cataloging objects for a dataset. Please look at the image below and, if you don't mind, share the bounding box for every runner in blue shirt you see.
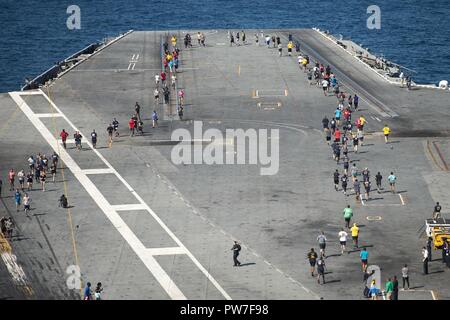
[335,108,342,125]
[360,248,369,271]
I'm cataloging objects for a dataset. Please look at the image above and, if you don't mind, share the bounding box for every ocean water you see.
[0,0,449,92]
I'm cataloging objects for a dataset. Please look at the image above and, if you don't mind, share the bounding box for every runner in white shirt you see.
[322,79,329,96]
[155,74,160,85]
[338,229,348,254]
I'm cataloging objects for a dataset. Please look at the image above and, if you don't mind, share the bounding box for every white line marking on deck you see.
[16,90,42,96]
[82,168,114,175]
[35,113,63,118]
[146,247,186,256]
[10,90,232,301]
[399,194,405,205]
[111,204,148,211]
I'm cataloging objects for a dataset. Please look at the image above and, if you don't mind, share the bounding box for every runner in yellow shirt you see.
[351,223,359,248]
[287,41,293,56]
[383,124,391,143]
[171,36,177,47]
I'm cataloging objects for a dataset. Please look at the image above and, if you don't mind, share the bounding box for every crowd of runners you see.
[266,36,443,300]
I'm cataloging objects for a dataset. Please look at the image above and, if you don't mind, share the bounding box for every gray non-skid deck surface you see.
[1,29,449,300]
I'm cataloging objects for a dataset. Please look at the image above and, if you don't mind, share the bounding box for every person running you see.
[28,156,35,174]
[354,94,359,110]
[383,124,391,144]
[322,116,329,132]
[8,169,15,191]
[231,241,242,267]
[325,128,331,145]
[343,157,349,176]
[361,167,369,182]
[128,117,136,136]
[112,118,119,137]
[23,193,31,215]
[321,79,329,96]
[154,88,160,105]
[155,73,160,86]
[277,43,282,57]
[317,257,326,284]
[50,162,57,182]
[317,231,327,258]
[40,171,46,192]
[152,110,159,128]
[26,172,33,191]
[178,106,184,120]
[287,41,293,56]
[134,102,141,121]
[343,205,353,229]
[387,172,397,194]
[107,124,114,148]
[351,163,358,182]
[335,108,342,126]
[334,128,341,143]
[351,223,359,248]
[94,283,103,300]
[357,129,364,147]
[333,169,340,191]
[341,174,348,196]
[330,118,336,134]
[60,129,69,149]
[354,179,361,202]
[91,130,98,148]
[401,264,410,289]
[17,170,25,191]
[307,248,318,277]
[360,248,369,272]
[51,152,59,167]
[59,194,68,208]
[178,89,185,107]
[422,247,429,274]
[83,282,93,300]
[364,180,371,200]
[74,131,82,150]
[137,121,144,135]
[352,133,359,153]
[14,189,21,212]
[230,33,235,46]
[171,74,176,89]
[375,172,383,193]
[338,228,348,254]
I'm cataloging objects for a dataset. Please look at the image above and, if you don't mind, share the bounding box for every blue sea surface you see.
[0,0,449,92]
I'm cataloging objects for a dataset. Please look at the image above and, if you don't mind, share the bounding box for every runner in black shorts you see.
[333,169,340,191]
[307,248,318,277]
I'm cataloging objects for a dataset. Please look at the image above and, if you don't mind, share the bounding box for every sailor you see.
[59,194,68,208]
[426,237,433,262]
[433,202,442,219]
[231,241,242,267]
[422,247,429,275]
[442,239,449,264]
[91,130,97,148]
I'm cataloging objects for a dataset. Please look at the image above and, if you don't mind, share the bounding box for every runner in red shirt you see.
[129,118,135,137]
[334,128,341,142]
[60,129,69,149]
[160,72,166,83]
